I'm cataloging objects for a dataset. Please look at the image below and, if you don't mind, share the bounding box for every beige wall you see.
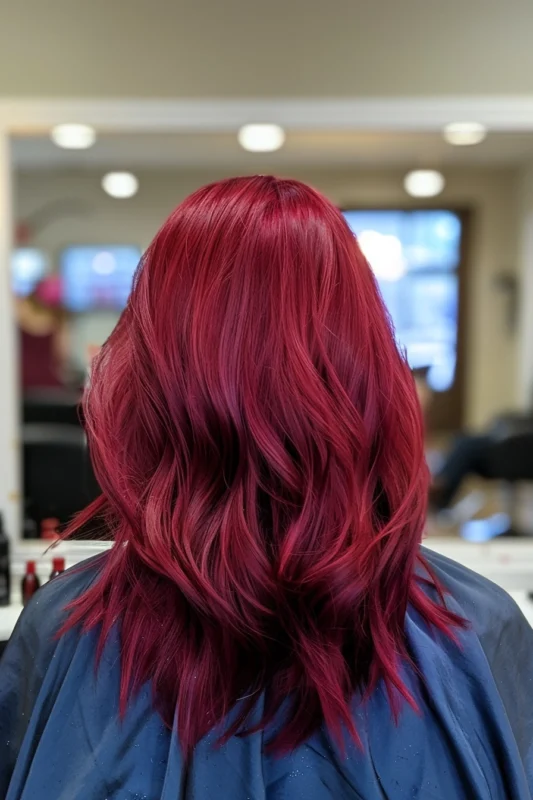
[2,0,533,97]
[14,165,521,428]
[517,163,533,408]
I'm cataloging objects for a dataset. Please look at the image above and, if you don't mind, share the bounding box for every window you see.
[61,246,142,312]
[342,210,462,392]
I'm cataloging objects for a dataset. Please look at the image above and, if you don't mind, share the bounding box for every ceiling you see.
[12,131,533,171]
[2,0,533,98]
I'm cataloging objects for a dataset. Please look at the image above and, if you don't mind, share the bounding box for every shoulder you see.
[418,548,533,764]
[421,546,533,660]
[14,552,107,658]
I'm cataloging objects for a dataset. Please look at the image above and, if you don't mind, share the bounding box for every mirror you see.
[8,126,533,543]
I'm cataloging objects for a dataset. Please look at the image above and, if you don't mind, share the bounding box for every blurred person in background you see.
[430,433,493,511]
[1,177,533,799]
[17,276,70,390]
[413,367,492,513]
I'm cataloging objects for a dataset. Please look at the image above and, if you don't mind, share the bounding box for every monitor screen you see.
[342,209,462,392]
[61,246,142,311]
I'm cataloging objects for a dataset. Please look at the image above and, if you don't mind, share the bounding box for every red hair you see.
[62,176,462,755]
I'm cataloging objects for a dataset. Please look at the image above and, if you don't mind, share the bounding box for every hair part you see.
[62,175,464,756]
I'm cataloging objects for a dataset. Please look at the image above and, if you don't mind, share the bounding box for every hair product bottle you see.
[49,557,66,580]
[40,518,60,541]
[21,561,40,606]
[0,514,10,607]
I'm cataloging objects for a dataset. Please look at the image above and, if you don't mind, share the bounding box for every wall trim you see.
[2,96,533,133]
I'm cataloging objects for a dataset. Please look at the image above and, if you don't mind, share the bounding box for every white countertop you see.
[0,603,23,641]
[1,539,111,642]
[3,537,533,642]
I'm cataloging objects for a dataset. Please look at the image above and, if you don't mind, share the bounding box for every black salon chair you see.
[22,424,100,536]
[23,389,82,427]
[484,418,533,536]
[488,411,533,440]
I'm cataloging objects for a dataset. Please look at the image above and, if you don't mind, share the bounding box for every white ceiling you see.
[12,131,533,171]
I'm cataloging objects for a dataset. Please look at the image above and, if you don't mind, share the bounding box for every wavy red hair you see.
[62,176,462,756]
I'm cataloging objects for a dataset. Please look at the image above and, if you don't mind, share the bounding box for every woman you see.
[17,277,70,389]
[1,176,533,799]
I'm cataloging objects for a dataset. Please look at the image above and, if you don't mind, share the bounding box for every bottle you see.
[0,513,10,607]
[40,518,60,542]
[49,557,65,580]
[21,561,40,607]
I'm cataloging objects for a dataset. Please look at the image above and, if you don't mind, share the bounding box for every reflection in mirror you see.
[9,129,533,540]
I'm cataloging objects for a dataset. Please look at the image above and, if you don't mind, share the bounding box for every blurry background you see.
[2,0,533,557]
[11,132,525,431]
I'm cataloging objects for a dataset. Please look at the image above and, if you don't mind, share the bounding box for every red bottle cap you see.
[26,560,36,574]
[52,557,65,573]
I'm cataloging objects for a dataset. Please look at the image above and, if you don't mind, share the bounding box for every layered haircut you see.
[62,176,463,756]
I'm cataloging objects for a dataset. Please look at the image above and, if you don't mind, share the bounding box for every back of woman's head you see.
[64,175,461,755]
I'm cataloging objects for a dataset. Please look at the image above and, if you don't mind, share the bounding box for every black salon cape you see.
[1,549,533,799]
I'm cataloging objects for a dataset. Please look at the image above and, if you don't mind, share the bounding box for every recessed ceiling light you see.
[404,170,445,198]
[443,122,487,146]
[50,124,96,150]
[101,172,139,199]
[237,124,286,153]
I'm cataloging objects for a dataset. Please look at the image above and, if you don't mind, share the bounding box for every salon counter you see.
[3,538,533,642]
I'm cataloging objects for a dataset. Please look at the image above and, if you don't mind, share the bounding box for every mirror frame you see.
[1,95,533,572]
